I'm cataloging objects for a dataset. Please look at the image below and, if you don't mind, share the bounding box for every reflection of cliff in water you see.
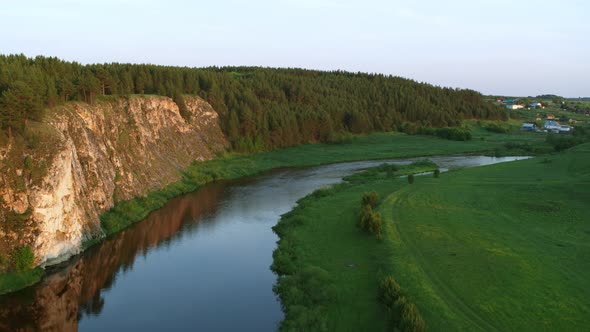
[0,182,227,332]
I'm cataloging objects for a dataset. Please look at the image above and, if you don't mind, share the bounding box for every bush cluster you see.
[274,266,336,332]
[418,126,472,141]
[378,276,426,332]
[546,134,584,152]
[359,192,382,238]
[483,121,511,133]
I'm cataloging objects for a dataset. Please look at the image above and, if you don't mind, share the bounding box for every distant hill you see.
[1,54,507,152]
[536,94,562,99]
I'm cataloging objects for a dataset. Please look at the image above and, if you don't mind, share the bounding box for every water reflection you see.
[0,182,227,332]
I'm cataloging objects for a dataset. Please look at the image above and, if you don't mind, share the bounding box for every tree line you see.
[0,54,507,151]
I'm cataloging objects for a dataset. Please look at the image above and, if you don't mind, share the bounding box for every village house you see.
[506,104,524,110]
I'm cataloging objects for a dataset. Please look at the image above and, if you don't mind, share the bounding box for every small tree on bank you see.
[407,174,414,184]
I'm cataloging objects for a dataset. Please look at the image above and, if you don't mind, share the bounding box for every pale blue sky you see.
[1,0,588,96]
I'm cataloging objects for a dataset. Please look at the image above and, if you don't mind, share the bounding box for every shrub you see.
[407,174,414,184]
[362,191,379,208]
[378,276,426,332]
[392,296,410,322]
[368,212,382,239]
[24,155,33,169]
[274,265,336,331]
[399,302,426,332]
[483,122,510,133]
[378,276,402,307]
[546,134,582,152]
[433,169,440,178]
[375,163,399,177]
[359,201,382,239]
[359,204,373,230]
[12,246,35,272]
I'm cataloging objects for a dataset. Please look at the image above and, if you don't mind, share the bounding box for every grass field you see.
[273,143,590,331]
[379,143,590,331]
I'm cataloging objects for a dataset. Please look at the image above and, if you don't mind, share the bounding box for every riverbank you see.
[271,143,590,331]
[271,161,438,331]
[0,130,550,295]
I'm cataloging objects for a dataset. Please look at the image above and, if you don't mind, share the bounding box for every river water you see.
[0,156,528,331]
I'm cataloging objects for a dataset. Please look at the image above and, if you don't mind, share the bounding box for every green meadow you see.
[272,143,590,331]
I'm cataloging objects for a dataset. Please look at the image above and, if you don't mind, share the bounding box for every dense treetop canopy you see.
[0,54,507,151]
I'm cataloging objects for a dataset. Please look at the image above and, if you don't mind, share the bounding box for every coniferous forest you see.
[0,54,507,151]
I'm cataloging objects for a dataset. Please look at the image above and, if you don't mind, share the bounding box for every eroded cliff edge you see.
[0,95,227,268]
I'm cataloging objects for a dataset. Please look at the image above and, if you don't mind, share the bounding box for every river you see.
[0,156,529,331]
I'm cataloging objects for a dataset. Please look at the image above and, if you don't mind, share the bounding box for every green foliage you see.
[274,266,336,332]
[362,191,379,207]
[433,169,440,178]
[172,92,191,122]
[399,302,426,332]
[418,126,473,141]
[359,193,383,238]
[482,121,511,133]
[378,276,403,307]
[0,267,44,295]
[0,54,505,150]
[407,174,414,184]
[545,134,586,152]
[23,155,32,169]
[11,246,34,272]
[378,276,426,332]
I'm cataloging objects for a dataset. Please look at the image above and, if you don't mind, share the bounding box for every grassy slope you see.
[380,143,590,331]
[274,143,590,331]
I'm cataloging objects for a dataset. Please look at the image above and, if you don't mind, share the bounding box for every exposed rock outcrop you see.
[0,96,227,267]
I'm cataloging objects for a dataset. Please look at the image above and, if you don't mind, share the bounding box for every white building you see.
[506,104,524,110]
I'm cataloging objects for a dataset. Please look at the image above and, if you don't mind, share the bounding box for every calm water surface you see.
[0,156,529,331]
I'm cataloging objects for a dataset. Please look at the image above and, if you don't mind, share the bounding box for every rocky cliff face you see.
[0,96,227,268]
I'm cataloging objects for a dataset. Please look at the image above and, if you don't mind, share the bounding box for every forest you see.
[0,54,507,151]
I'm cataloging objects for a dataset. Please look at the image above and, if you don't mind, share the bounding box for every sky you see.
[1,0,588,97]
